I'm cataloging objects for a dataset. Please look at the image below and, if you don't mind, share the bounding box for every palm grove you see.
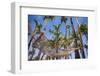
[28,15,88,60]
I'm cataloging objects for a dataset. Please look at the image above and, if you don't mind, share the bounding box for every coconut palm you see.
[61,16,68,23]
[43,16,54,25]
[49,24,62,51]
[28,15,88,60]
[43,16,55,37]
[61,16,68,40]
[79,24,88,40]
[60,16,68,58]
[67,25,71,37]
[28,20,42,49]
[35,16,54,60]
[34,16,55,60]
[28,19,44,60]
[28,21,39,60]
[48,24,62,59]
[79,23,88,56]
[69,17,80,58]
[76,17,86,58]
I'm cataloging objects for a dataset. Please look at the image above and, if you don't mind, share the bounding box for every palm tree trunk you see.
[85,33,88,41]
[28,23,36,50]
[64,25,68,59]
[28,36,33,50]
[56,44,59,59]
[76,17,85,58]
[70,17,80,59]
[40,53,45,60]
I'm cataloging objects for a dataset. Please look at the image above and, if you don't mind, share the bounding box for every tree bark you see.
[70,17,80,59]
[76,17,85,58]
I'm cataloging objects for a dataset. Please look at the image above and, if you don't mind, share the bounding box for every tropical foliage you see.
[28,15,88,60]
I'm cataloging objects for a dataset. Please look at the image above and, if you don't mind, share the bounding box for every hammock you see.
[46,48,79,58]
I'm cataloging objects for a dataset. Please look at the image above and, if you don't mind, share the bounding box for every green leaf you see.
[44,18,48,25]
[58,24,61,29]
[49,29,54,33]
[37,23,42,32]
[79,24,88,34]
[66,25,71,29]
[61,16,67,23]
[34,20,38,25]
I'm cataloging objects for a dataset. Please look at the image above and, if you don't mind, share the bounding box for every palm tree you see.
[69,17,80,58]
[67,25,71,37]
[64,25,71,49]
[54,24,62,53]
[76,17,86,58]
[48,24,62,59]
[43,16,54,25]
[61,16,68,23]
[28,21,38,60]
[79,23,88,56]
[79,24,88,40]
[28,20,42,50]
[33,32,45,59]
[44,16,54,20]
[28,22,35,50]
[60,16,68,58]
[67,25,72,58]
[61,16,68,40]
[28,19,44,60]
[34,16,55,60]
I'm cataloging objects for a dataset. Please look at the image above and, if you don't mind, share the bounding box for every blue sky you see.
[28,15,88,59]
[28,15,88,40]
